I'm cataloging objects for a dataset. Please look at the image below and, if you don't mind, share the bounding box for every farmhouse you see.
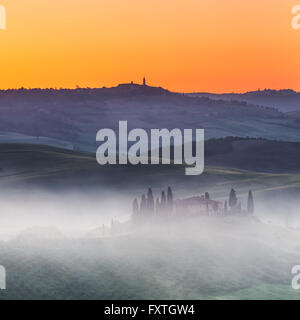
[132,186,254,223]
[176,196,223,215]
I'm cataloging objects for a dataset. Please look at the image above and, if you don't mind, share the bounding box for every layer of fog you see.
[0,187,300,241]
[0,189,132,240]
[1,214,300,299]
[0,187,299,299]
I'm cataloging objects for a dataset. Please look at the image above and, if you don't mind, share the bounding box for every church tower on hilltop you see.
[143,77,146,86]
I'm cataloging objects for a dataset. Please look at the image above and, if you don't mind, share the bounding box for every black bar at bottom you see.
[0,300,294,318]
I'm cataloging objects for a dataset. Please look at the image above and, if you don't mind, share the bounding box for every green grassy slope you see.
[0,143,299,200]
[1,217,300,300]
[0,143,299,299]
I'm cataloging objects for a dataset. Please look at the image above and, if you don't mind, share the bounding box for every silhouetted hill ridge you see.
[189,89,300,112]
[1,85,300,151]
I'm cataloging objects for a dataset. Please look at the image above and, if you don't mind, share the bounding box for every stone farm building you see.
[176,195,223,216]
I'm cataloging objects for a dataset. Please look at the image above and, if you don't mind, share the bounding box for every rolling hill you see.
[0,142,299,300]
[0,217,300,300]
[189,89,300,112]
[0,141,300,207]
[1,86,300,153]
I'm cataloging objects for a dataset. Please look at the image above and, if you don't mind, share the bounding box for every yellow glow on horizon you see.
[0,0,299,92]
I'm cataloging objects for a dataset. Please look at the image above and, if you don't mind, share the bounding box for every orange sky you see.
[0,0,299,92]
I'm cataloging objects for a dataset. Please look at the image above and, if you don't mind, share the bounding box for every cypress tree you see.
[155,197,160,215]
[247,190,254,214]
[161,191,166,212]
[132,198,139,220]
[147,188,155,214]
[167,186,173,203]
[167,186,174,212]
[229,188,238,209]
[140,194,147,214]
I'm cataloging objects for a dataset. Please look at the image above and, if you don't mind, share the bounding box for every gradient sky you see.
[0,0,299,92]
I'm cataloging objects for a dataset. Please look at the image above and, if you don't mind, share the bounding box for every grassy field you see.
[0,217,300,300]
[0,143,300,200]
[0,143,299,299]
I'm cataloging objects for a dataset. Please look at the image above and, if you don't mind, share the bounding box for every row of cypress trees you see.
[226,189,254,214]
[132,187,174,219]
[132,187,255,219]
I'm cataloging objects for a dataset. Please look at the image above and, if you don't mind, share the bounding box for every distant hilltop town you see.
[119,77,147,87]
[132,187,254,223]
